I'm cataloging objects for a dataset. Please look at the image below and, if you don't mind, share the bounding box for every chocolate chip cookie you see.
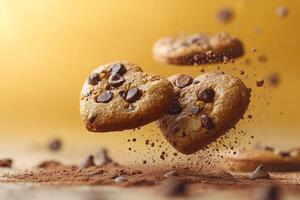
[225,146,300,172]
[153,32,244,65]
[80,61,174,132]
[156,72,250,154]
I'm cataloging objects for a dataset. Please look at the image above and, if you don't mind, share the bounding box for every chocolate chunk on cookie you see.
[80,61,174,132]
[153,32,244,65]
[156,72,250,154]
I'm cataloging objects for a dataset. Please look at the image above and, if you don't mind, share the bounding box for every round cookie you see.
[156,72,250,154]
[225,146,300,172]
[80,61,174,132]
[153,32,244,65]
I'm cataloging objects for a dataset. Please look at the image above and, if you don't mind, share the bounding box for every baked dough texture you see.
[153,32,244,65]
[80,61,174,132]
[156,72,250,154]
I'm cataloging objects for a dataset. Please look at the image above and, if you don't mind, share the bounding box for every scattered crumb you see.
[276,5,289,18]
[216,8,234,23]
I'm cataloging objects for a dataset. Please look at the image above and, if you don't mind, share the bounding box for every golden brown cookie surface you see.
[156,72,250,154]
[153,32,244,65]
[225,146,300,172]
[80,61,174,132]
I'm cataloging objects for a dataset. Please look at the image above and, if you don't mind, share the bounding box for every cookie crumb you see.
[276,5,288,18]
[79,155,95,169]
[256,80,264,87]
[216,8,233,23]
[48,138,62,151]
[95,148,112,166]
[249,165,270,180]
[267,73,281,87]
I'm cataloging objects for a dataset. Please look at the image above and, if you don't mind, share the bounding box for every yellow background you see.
[0,0,299,166]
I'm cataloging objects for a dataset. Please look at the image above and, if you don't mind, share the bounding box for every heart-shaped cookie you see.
[156,72,250,154]
[80,61,174,132]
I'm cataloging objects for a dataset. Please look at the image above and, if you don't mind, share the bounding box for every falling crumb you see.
[276,5,289,18]
[48,138,62,151]
[251,48,256,53]
[258,55,268,63]
[256,80,264,87]
[216,8,234,23]
[267,73,281,87]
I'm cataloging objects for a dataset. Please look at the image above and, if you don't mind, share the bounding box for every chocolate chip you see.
[108,74,125,87]
[256,80,264,87]
[109,63,127,75]
[119,90,127,99]
[79,155,95,169]
[48,139,62,151]
[188,106,201,115]
[169,101,182,115]
[125,88,142,103]
[88,73,100,85]
[197,88,215,103]
[175,75,193,88]
[96,148,112,166]
[216,8,233,23]
[249,165,270,180]
[96,91,114,103]
[201,114,215,129]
